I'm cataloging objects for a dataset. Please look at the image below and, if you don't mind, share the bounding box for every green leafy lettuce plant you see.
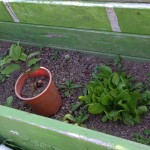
[79,65,150,126]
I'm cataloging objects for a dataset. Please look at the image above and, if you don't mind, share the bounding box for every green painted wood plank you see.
[0,0,149,3]
[0,22,150,60]
[0,105,150,150]
[10,3,111,31]
[0,2,13,22]
[115,8,150,35]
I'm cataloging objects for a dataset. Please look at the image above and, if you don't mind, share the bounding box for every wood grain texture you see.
[0,22,150,60]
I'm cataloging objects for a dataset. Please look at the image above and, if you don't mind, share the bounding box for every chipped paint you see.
[46,34,65,38]
[106,7,121,32]
[1,105,150,150]
[7,116,114,149]
[37,125,114,149]
[3,1,20,22]
[9,130,20,136]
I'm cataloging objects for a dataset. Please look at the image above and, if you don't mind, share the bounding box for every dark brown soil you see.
[21,76,49,98]
[0,41,150,142]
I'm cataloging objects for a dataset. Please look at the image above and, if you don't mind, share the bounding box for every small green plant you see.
[59,80,82,97]
[5,96,13,107]
[79,65,150,126]
[142,73,150,92]
[114,54,122,69]
[50,50,59,60]
[134,129,150,145]
[71,101,83,112]
[63,100,89,127]
[63,112,89,126]
[0,42,40,83]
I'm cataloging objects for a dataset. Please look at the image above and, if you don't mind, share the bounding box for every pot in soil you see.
[15,67,62,116]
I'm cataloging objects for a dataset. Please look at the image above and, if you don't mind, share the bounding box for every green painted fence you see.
[0,105,150,150]
[8,1,150,35]
[0,0,150,61]
[0,0,150,35]
[10,3,112,31]
[0,21,150,61]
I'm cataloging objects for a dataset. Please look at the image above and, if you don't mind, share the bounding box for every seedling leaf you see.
[5,96,13,107]
[20,53,27,61]
[137,106,148,114]
[88,103,104,114]
[71,102,83,112]
[9,43,22,61]
[27,51,40,59]
[27,58,39,67]
[144,129,150,135]
[1,64,20,76]
[63,114,76,123]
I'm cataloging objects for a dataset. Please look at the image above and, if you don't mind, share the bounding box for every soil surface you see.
[21,76,49,98]
[0,41,150,142]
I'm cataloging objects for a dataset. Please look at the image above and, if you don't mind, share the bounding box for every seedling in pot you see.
[59,80,82,97]
[30,79,44,92]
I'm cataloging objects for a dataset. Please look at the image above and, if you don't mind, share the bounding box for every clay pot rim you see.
[15,67,52,101]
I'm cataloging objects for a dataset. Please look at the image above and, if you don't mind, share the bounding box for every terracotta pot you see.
[15,67,62,116]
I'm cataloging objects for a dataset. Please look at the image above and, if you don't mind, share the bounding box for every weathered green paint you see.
[1,0,150,3]
[5,1,150,35]
[0,105,150,150]
[0,2,13,22]
[10,3,111,31]
[0,22,150,60]
[1,0,150,35]
[115,8,150,35]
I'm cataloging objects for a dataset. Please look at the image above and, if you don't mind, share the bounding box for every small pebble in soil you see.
[21,76,49,98]
[64,54,70,61]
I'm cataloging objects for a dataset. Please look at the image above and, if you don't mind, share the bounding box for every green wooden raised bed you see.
[0,0,150,149]
[1,105,150,150]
